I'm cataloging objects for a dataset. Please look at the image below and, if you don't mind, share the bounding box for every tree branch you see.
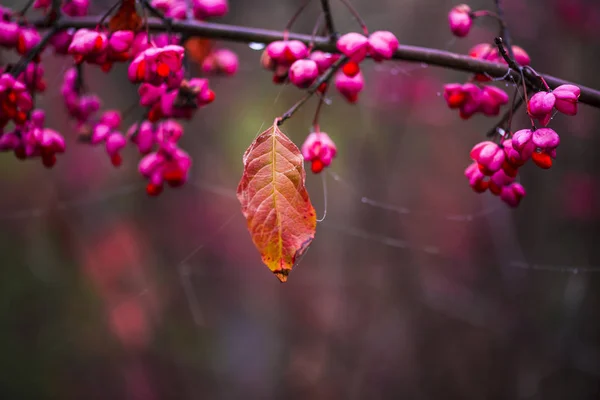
[30,16,600,108]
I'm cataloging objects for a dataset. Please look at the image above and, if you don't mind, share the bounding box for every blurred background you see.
[1,0,600,398]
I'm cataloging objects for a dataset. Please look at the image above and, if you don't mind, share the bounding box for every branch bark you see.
[32,16,600,108]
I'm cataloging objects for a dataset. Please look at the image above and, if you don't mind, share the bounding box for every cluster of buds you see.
[0,108,65,168]
[261,30,399,104]
[464,88,580,207]
[446,3,583,207]
[444,83,509,119]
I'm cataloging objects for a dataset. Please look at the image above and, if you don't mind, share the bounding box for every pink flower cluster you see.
[0,0,238,197]
[125,118,191,196]
[261,30,399,104]
[444,83,509,119]
[464,86,580,207]
[0,108,65,168]
[445,3,582,207]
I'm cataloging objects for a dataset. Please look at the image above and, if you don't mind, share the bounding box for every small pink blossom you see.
[128,45,185,86]
[367,31,399,61]
[266,40,308,68]
[0,21,19,48]
[288,59,319,88]
[309,51,340,73]
[500,183,526,207]
[470,141,505,175]
[139,143,192,196]
[68,29,107,62]
[17,28,41,55]
[448,4,472,37]
[62,0,89,17]
[201,48,239,76]
[553,84,580,115]
[464,162,489,193]
[335,71,364,103]
[336,33,369,63]
[301,131,337,173]
[480,86,509,116]
[193,0,228,19]
[527,91,555,126]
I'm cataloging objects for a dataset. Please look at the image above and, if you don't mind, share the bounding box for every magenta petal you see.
[105,133,127,155]
[511,129,533,151]
[528,91,555,116]
[532,128,560,149]
[336,33,369,63]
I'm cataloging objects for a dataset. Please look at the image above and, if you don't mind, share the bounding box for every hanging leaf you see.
[108,0,142,32]
[237,120,317,282]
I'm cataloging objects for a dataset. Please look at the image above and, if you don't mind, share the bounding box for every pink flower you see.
[448,4,472,37]
[464,162,488,193]
[68,29,107,62]
[50,30,74,54]
[128,45,185,86]
[335,70,364,103]
[309,51,340,73]
[301,131,337,173]
[18,62,46,92]
[0,21,19,48]
[479,86,509,116]
[470,141,505,175]
[139,143,192,196]
[0,73,33,127]
[336,33,369,63]
[513,128,560,169]
[105,133,127,166]
[528,91,555,126]
[500,183,526,207]
[531,128,560,169]
[489,168,515,195]
[201,48,239,76]
[138,83,167,107]
[193,0,228,19]
[156,78,214,120]
[553,84,580,115]
[367,31,399,61]
[288,59,319,88]
[266,40,308,68]
[127,121,156,154]
[443,83,482,119]
[109,30,134,54]
[17,28,41,55]
[62,0,89,17]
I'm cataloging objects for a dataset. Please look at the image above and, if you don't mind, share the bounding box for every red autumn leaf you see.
[237,120,317,282]
[108,0,142,32]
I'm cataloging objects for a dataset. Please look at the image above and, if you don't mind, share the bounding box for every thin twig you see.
[494,0,515,60]
[278,56,347,125]
[283,0,313,41]
[319,0,337,40]
[486,88,525,138]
